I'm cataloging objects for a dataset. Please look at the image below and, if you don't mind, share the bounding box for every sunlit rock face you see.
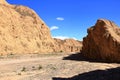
[54,38,82,53]
[0,0,8,4]
[0,0,54,54]
[82,19,120,62]
[0,0,82,54]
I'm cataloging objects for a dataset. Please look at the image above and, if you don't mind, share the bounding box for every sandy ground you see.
[0,53,120,80]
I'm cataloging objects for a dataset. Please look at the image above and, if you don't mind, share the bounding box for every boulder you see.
[81,19,120,62]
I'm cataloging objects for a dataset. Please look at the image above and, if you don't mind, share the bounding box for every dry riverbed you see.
[0,53,120,80]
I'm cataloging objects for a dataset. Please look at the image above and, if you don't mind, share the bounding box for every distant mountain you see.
[54,38,82,53]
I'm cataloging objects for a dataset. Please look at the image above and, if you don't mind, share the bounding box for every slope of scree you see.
[0,0,82,54]
[81,19,120,62]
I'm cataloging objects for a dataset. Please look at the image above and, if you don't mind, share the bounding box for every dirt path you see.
[0,56,62,65]
[0,53,119,80]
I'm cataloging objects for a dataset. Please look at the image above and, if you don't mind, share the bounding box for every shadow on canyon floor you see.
[52,67,120,80]
[63,52,120,63]
[52,53,120,80]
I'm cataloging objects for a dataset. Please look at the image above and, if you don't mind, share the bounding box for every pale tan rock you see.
[0,0,8,4]
[0,0,82,54]
[82,19,120,62]
[54,38,82,53]
[0,0,54,54]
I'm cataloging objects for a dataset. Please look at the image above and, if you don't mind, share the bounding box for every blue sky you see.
[7,0,120,40]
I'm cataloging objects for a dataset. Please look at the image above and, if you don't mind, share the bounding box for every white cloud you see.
[53,36,77,40]
[50,26,59,31]
[56,17,64,21]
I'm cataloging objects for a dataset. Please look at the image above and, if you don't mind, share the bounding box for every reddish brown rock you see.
[82,19,120,62]
[54,38,82,53]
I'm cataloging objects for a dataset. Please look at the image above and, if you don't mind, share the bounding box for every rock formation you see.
[0,0,8,4]
[0,0,82,55]
[0,0,55,54]
[82,19,120,62]
[54,38,82,53]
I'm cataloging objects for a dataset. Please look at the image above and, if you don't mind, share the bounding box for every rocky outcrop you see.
[54,38,82,53]
[0,0,82,55]
[0,0,54,54]
[82,19,120,62]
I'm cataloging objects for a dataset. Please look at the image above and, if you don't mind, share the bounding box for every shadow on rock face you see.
[52,67,120,80]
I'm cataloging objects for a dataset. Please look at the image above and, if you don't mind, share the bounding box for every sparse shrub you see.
[10,53,14,55]
[32,66,36,70]
[32,66,35,69]
[17,73,21,75]
[21,67,26,72]
[51,66,56,70]
[7,53,14,56]
[7,53,15,58]
[38,65,42,70]
[60,50,63,53]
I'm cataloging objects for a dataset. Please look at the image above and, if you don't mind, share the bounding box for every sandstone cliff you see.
[0,0,8,4]
[0,0,54,54]
[82,19,120,62]
[54,38,82,53]
[0,0,82,54]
